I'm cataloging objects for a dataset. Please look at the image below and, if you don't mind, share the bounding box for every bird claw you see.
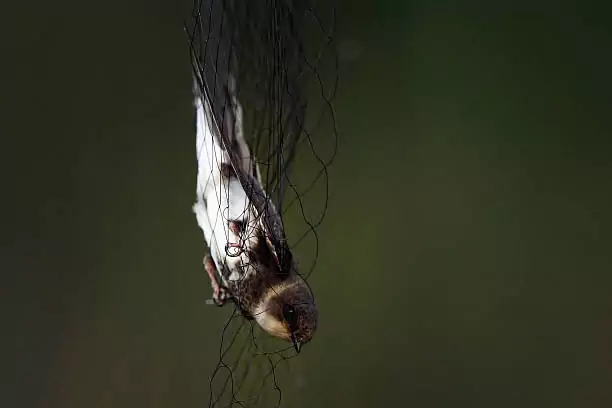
[211,285,229,307]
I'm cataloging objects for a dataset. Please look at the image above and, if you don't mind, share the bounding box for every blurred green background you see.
[3,1,612,407]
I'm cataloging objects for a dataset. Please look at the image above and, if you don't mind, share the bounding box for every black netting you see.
[186,1,338,406]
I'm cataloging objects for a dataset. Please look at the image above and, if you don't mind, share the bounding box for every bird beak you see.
[290,332,301,354]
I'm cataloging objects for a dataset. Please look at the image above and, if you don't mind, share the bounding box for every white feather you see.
[192,90,258,283]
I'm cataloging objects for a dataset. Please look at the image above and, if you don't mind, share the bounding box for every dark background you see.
[3,1,612,407]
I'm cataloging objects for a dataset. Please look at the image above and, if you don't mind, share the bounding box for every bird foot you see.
[204,255,229,306]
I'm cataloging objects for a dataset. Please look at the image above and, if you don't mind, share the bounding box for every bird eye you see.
[282,304,294,317]
[282,304,297,328]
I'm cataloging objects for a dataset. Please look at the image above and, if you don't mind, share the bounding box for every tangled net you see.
[185,0,338,407]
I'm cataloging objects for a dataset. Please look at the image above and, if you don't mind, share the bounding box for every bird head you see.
[252,278,318,353]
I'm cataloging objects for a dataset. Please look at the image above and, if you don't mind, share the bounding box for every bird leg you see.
[203,255,229,306]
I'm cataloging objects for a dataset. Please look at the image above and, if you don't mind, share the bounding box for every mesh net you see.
[185,0,338,407]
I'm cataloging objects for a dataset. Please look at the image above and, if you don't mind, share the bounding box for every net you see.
[185,1,338,406]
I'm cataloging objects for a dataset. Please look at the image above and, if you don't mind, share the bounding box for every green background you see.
[4,1,612,407]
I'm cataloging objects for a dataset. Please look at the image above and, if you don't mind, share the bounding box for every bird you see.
[191,73,317,353]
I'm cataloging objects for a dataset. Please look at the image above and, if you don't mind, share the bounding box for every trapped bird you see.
[191,76,318,353]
